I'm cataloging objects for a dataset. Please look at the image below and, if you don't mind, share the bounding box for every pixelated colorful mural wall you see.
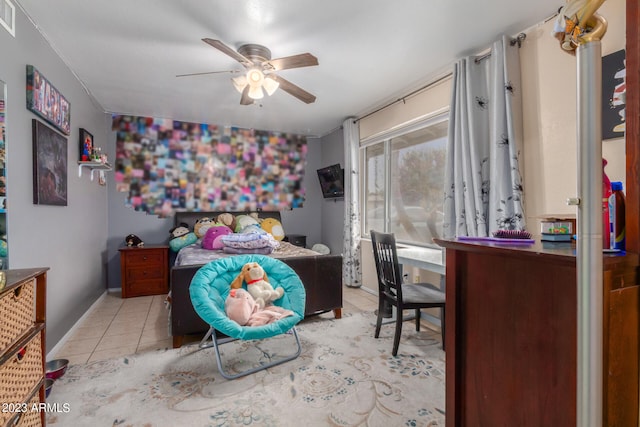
[112,115,306,217]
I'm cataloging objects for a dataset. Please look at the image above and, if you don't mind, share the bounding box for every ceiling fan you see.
[177,38,319,105]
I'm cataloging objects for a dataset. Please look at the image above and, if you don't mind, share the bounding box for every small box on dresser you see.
[119,245,169,298]
[0,268,48,427]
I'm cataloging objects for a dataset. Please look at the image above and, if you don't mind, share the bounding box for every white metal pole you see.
[576,40,603,427]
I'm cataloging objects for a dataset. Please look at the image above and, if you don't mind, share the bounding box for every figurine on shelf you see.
[81,135,92,161]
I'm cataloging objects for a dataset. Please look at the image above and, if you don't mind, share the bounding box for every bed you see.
[168,210,343,348]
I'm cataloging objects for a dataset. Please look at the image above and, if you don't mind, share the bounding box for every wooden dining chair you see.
[370,230,445,356]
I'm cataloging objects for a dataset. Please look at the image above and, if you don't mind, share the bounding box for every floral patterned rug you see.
[46,311,445,426]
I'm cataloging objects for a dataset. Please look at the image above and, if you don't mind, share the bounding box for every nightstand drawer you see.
[124,250,165,266]
[126,266,164,281]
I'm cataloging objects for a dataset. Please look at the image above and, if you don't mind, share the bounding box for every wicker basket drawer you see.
[0,332,43,425]
[4,392,43,427]
[0,279,36,351]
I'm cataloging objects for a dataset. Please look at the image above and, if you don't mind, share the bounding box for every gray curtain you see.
[443,35,525,238]
[343,118,362,287]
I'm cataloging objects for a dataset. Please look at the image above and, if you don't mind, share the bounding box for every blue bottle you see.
[608,181,626,251]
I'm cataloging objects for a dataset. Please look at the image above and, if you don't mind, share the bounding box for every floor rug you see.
[46,311,445,426]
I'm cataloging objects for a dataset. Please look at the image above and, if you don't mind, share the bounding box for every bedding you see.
[175,240,323,266]
[168,210,343,348]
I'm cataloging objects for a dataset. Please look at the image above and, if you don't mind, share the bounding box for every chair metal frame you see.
[199,326,302,380]
[370,230,446,356]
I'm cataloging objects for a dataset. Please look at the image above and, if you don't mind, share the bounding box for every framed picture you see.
[602,49,626,140]
[32,119,67,206]
[79,128,93,161]
[26,65,71,135]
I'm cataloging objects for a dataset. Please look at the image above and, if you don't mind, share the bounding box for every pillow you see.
[169,232,197,252]
[201,225,233,250]
[261,218,285,241]
[221,232,279,249]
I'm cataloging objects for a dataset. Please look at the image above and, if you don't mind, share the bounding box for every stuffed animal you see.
[216,213,237,232]
[201,225,232,250]
[194,217,215,239]
[261,218,285,241]
[225,288,294,327]
[230,262,284,308]
[125,234,144,247]
[169,223,197,252]
[234,214,260,233]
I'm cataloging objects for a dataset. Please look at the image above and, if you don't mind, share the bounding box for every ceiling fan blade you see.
[266,53,318,71]
[240,86,254,105]
[176,69,241,78]
[202,38,253,68]
[270,74,316,104]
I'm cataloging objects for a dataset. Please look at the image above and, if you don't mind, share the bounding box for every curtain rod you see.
[354,72,452,123]
[356,31,529,122]
[475,32,527,63]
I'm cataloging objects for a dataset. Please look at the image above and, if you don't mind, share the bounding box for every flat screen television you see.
[317,164,344,199]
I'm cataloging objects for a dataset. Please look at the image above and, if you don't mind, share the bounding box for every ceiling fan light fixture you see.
[263,75,280,96]
[232,75,248,93]
[248,84,264,100]
[247,68,264,86]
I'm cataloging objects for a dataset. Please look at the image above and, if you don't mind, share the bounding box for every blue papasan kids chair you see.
[189,254,306,379]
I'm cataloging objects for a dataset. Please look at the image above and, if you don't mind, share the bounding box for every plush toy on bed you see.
[194,217,215,239]
[225,288,293,326]
[201,225,233,250]
[234,214,261,233]
[169,222,197,252]
[216,213,237,233]
[230,262,284,308]
[261,218,285,241]
[125,234,144,247]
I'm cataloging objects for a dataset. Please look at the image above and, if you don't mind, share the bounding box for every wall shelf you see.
[78,161,112,181]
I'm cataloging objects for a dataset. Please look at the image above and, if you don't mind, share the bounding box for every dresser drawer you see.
[0,332,43,426]
[123,250,165,266]
[0,279,35,352]
[126,266,164,281]
[5,390,43,427]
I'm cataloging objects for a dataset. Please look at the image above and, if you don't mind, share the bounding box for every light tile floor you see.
[53,286,382,365]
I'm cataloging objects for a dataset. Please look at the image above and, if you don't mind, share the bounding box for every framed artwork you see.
[79,128,93,161]
[26,65,71,135]
[602,49,626,140]
[32,119,67,206]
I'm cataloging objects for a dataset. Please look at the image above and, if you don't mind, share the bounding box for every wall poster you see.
[26,65,71,135]
[112,115,307,217]
[602,49,626,140]
[32,119,68,206]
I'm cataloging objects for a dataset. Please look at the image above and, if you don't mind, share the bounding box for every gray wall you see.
[0,8,110,352]
[319,128,345,255]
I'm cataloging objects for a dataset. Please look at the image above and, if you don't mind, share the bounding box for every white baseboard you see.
[47,290,109,360]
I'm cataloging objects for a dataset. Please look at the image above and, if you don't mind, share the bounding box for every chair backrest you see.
[370,230,403,303]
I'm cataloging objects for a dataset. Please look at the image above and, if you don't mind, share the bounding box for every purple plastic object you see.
[457,236,535,244]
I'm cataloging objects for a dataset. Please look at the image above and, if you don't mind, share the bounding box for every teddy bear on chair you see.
[230,262,284,308]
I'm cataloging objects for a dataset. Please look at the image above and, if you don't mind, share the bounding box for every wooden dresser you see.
[0,268,48,427]
[119,245,168,298]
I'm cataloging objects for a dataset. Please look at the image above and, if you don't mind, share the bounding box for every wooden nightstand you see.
[119,245,168,298]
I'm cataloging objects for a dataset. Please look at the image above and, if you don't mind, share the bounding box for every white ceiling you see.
[15,0,560,137]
